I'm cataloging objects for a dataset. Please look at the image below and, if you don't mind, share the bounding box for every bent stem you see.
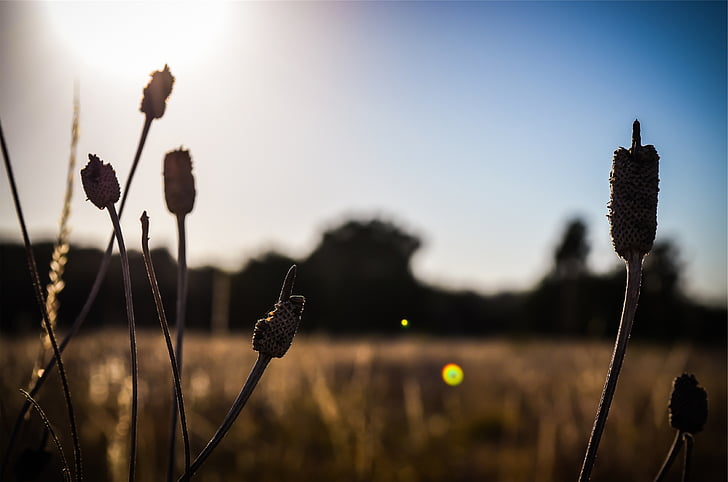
[140,212,191,481]
[0,118,82,482]
[579,250,644,481]
[655,430,684,482]
[19,390,72,482]
[6,116,156,460]
[167,213,189,482]
[107,204,139,482]
[180,354,272,480]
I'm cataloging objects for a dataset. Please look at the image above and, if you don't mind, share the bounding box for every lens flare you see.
[400,318,409,328]
[441,363,463,386]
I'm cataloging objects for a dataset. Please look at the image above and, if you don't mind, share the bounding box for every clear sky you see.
[1,1,726,306]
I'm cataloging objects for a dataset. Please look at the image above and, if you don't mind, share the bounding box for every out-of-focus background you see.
[1,1,725,481]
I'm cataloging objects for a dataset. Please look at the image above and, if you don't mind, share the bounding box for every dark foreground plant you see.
[140,211,191,481]
[4,66,175,464]
[579,120,660,481]
[180,265,305,480]
[0,118,82,481]
[655,373,708,482]
[81,154,139,482]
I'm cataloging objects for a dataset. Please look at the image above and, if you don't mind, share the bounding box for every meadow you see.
[1,331,725,481]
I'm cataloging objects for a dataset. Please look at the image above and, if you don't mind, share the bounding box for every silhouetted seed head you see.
[669,373,708,434]
[163,148,196,216]
[608,120,659,259]
[253,296,305,358]
[140,64,175,119]
[253,266,304,358]
[81,154,120,209]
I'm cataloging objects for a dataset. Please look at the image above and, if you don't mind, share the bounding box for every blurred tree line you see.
[1,217,725,343]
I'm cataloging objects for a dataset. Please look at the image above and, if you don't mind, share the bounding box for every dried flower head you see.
[163,148,196,216]
[81,154,120,209]
[669,373,708,434]
[252,266,305,358]
[140,64,175,119]
[608,120,660,259]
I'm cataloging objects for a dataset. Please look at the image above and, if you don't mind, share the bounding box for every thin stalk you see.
[4,115,154,467]
[655,430,684,482]
[0,118,82,482]
[579,251,644,481]
[19,390,72,482]
[682,433,694,482]
[167,213,189,482]
[106,204,139,482]
[179,354,272,480]
[140,212,191,481]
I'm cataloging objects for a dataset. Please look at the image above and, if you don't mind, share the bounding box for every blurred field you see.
[1,331,725,481]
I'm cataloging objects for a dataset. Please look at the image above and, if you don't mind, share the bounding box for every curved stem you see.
[167,214,189,481]
[579,251,644,481]
[107,204,138,482]
[5,115,155,461]
[180,354,272,480]
[0,118,82,481]
[19,390,72,482]
[655,430,684,482]
[140,213,191,482]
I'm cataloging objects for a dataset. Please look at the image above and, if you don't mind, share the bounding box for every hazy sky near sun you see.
[0,1,726,305]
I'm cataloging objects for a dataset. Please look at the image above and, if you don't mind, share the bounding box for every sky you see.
[0,1,726,306]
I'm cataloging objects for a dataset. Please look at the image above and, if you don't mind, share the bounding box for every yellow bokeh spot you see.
[441,363,463,386]
[400,319,409,327]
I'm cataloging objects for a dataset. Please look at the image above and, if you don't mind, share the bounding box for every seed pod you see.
[81,154,120,209]
[608,120,660,259]
[252,296,305,358]
[140,64,175,119]
[669,373,708,434]
[163,148,196,216]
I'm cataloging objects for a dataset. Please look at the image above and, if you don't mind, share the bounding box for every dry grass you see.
[1,331,725,481]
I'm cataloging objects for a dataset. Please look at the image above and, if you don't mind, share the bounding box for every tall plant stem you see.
[19,390,72,482]
[4,116,154,465]
[579,250,644,481]
[682,433,694,482]
[655,430,684,482]
[107,204,139,482]
[167,213,189,482]
[140,212,191,481]
[0,118,83,481]
[179,354,272,480]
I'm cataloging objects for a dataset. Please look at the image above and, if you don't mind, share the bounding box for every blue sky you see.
[0,1,725,305]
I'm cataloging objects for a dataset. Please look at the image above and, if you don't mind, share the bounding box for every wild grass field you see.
[1,331,725,481]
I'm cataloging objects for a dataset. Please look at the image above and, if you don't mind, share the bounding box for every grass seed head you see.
[163,148,196,216]
[608,120,660,259]
[81,154,120,209]
[140,64,175,119]
[669,373,708,434]
[253,266,304,358]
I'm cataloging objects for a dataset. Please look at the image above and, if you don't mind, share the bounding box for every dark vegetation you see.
[2,216,724,342]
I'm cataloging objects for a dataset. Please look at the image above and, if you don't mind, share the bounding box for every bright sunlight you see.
[44,2,227,78]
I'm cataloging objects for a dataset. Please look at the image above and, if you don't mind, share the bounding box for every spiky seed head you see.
[669,373,708,434]
[608,120,659,259]
[141,64,175,119]
[81,154,120,209]
[163,148,196,216]
[252,296,305,358]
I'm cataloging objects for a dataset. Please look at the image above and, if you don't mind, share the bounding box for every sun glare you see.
[44,3,227,78]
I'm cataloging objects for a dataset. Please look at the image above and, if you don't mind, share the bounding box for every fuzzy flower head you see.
[141,64,175,119]
[81,154,120,209]
[669,373,708,434]
[163,148,196,216]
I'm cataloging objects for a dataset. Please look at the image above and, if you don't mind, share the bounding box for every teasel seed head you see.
[140,64,175,119]
[669,373,708,434]
[608,120,659,260]
[163,148,196,216]
[252,266,305,358]
[81,154,120,209]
